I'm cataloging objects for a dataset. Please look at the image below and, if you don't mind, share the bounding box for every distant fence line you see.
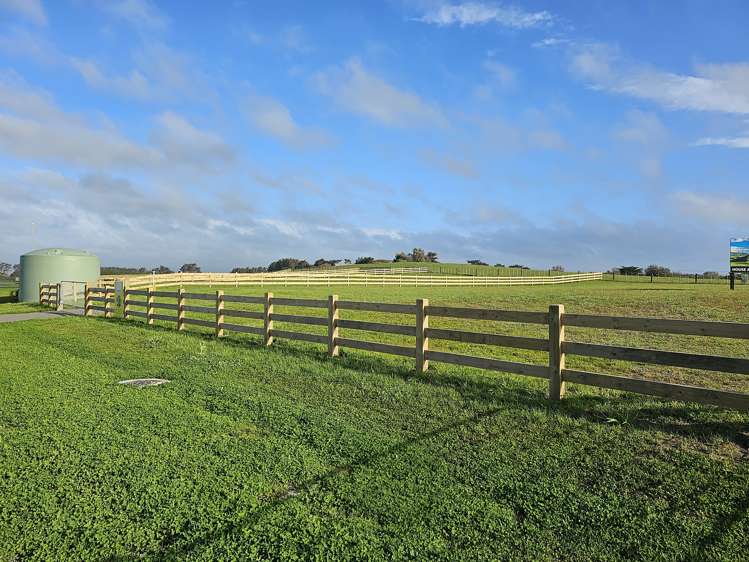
[99,271,604,290]
[606,273,738,285]
[68,286,749,412]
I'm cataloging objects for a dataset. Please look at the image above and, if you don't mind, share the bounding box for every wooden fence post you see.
[548,304,566,400]
[123,287,130,319]
[416,298,429,373]
[328,294,339,357]
[264,292,274,346]
[177,288,185,331]
[104,286,113,318]
[147,288,154,326]
[39,283,43,305]
[56,283,63,311]
[215,290,224,337]
[84,285,92,317]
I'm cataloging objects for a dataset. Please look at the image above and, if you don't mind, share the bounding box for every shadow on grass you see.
[92,318,749,560]
[101,316,749,450]
[156,403,509,559]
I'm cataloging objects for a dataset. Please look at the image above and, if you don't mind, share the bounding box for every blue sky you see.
[0,0,747,272]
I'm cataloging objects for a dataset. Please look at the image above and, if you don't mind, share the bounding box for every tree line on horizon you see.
[611,265,722,278]
[89,259,722,279]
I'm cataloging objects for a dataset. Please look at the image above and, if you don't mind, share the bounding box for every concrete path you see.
[0,309,85,323]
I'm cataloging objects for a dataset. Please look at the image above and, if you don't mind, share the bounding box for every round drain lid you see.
[118,378,170,388]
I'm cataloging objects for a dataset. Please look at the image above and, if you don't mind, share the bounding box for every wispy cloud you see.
[241,93,332,149]
[673,191,749,224]
[0,74,232,172]
[420,148,479,179]
[0,0,46,26]
[96,0,169,31]
[693,135,749,149]
[314,58,447,128]
[416,2,553,29]
[70,42,213,102]
[570,43,749,114]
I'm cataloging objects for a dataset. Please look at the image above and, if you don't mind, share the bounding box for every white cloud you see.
[421,148,478,179]
[570,43,749,114]
[693,135,749,149]
[527,129,567,150]
[0,0,46,25]
[361,228,403,240]
[532,37,569,48]
[70,42,212,102]
[280,24,311,53]
[673,191,749,224]
[0,74,232,171]
[483,60,515,88]
[474,60,516,99]
[614,110,669,146]
[416,2,552,28]
[97,0,169,31]
[150,112,234,168]
[315,58,447,128]
[0,27,58,64]
[70,58,153,100]
[241,94,332,149]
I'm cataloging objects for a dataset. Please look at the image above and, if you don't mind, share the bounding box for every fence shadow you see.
[93,318,749,560]
[110,317,749,450]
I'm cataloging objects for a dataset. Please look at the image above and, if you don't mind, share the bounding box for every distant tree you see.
[644,264,671,277]
[394,252,409,262]
[0,262,12,277]
[101,266,148,275]
[467,259,488,266]
[154,265,174,274]
[355,256,375,264]
[409,248,425,262]
[494,263,506,268]
[393,249,438,263]
[11,264,20,278]
[343,259,352,264]
[551,265,565,272]
[509,264,530,270]
[313,258,341,268]
[178,263,200,273]
[267,258,310,272]
[618,266,643,276]
[703,271,721,279]
[231,266,267,273]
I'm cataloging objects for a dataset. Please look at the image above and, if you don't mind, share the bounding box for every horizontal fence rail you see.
[100,271,604,290]
[89,287,749,412]
[39,283,61,310]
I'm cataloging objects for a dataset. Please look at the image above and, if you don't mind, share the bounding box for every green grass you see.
[2,282,749,560]
[0,286,46,314]
[339,261,570,277]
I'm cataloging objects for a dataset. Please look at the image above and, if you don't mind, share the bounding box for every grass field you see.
[340,261,569,277]
[0,285,46,314]
[2,281,749,560]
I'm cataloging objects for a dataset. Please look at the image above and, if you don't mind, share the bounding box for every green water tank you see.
[19,248,101,302]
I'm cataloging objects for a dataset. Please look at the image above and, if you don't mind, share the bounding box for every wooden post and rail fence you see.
[98,270,604,290]
[73,284,749,412]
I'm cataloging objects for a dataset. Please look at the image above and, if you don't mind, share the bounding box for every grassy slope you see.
[1,282,749,560]
[338,261,571,276]
[0,286,45,314]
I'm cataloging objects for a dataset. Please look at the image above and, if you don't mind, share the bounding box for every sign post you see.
[730,238,749,291]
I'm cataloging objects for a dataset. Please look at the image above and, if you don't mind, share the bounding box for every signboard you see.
[730,238,749,271]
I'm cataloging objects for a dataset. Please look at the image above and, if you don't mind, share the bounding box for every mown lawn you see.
[1,281,749,560]
[0,286,46,314]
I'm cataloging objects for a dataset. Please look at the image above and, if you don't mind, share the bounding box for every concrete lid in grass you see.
[118,378,170,388]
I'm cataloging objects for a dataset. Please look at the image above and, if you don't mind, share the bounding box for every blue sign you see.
[731,238,749,269]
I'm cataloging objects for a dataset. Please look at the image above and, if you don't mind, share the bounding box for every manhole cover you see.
[118,378,170,388]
